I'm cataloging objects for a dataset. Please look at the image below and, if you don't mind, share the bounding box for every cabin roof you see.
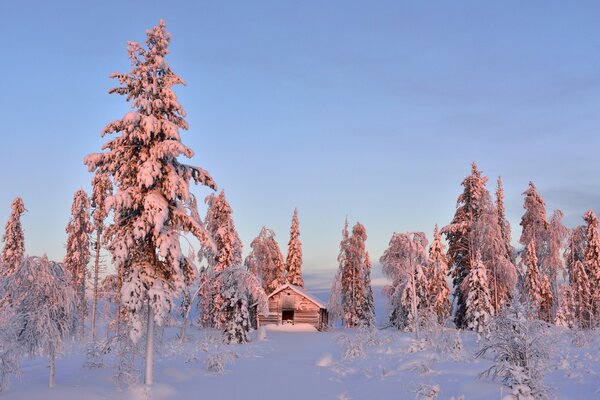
[255,283,327,309]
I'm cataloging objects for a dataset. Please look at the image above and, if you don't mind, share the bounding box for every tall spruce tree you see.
[546,210,567,318]
[583,209,600,325]
[428,225,450,324]
[64,189,93,339]
[341,222,373,327]
[571,260,592,328]
[524,241,542,312]
[200,190,243,329]
[285,208,304,287]
[1,197,26,277]
[90,173,112,340]
[328,218,350,324]
[496,177,516,264]
[519,182,549,267]
[84,21,216,385]
[443,163,515,327]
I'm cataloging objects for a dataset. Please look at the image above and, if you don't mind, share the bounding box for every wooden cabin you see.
[252,284,328,331]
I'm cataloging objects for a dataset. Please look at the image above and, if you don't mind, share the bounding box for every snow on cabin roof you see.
[256,283,327,309]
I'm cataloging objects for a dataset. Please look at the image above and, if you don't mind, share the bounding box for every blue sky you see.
[1,1,600,287]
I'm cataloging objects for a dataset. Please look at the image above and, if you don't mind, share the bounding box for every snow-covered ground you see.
[2,323,600,399]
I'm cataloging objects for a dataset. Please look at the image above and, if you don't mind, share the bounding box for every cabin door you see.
[282,310,294,324]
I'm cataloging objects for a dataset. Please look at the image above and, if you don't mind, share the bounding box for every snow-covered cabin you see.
[252,284,328,331]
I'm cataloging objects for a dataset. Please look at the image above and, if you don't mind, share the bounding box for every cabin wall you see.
[256,288,327,331]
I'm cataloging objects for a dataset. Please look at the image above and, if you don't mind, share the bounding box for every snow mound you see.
[265,323,318,332]
[316,354,333,367]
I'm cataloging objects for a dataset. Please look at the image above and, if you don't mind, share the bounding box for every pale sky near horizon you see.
[1,1,600,288]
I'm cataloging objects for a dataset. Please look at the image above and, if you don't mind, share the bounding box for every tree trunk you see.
[80,271,86,339]
[91,229,102,341]
[49,348,56,388]
[144,303,154,385]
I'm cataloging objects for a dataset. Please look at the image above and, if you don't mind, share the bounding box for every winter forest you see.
[2,12,600,400]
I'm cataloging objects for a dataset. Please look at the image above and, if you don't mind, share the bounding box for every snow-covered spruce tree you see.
[196,267,212,328]
[285,208,304,287]
[539,275,553,323]
[84,21,216,385]
[328,219,350,324]
[200,190,243,329]
[64,189,93,339]
[524,241,542,313]
[244,227,285,294]
[363,251,375,325]
[216,266,268,344]
[583,209,600,325]
[545,210,567,319]
[443,163,516,327]
[571,260,592,329]
[463,252,494,336]
[0,256,76,388]
[519,182,549,269]
[381,232,429,334]
[1,197,26,278]
[477,296,551,399]
[564,225,587,283]
[496,177,516,264]
[427,225,450,324]
[554,284,573,328]
[341,222,373,327]
[90,173,113,340]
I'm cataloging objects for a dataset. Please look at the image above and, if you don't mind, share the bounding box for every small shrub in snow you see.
[415,383,440,400]
[336,333,366,361]
[476,299,551,399]
[571,329,591,348]
[204,349,238,375]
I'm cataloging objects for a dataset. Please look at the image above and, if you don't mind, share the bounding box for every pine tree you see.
[245,227,285,294]
[64,189,93,339]
[496,177,516,264]
[463,252,494,336]
[381,232,429,334]
[84,21,216,385]
[571,260,592,328]
[90,173,112,340]
[285,208,304,287]
[1,197,26,277]
[428,225,450,324]
[583,209,600,326]
[519,182,548,267]
[524,241,542,312]
[200,191,243,329]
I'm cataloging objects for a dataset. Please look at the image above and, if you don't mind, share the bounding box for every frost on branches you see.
[519,182,549,268]
[285,208,304,287]
[496,177,516,264]
[583,209,600,323]
[0,256,76,388]
[427,225,450,324]
[64,189,93,338]
[380,232,429,333]
[1,197,26,277]
[570,260,592,328]
[90,173,113,340]
[200,191,243,329]
[245,227,285,294]
[216,266,268,344]
[83,21,216,384]
[443,163,516,328]
[333,222,374,328]
[463,252,494,336]
[524,241,542,312]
